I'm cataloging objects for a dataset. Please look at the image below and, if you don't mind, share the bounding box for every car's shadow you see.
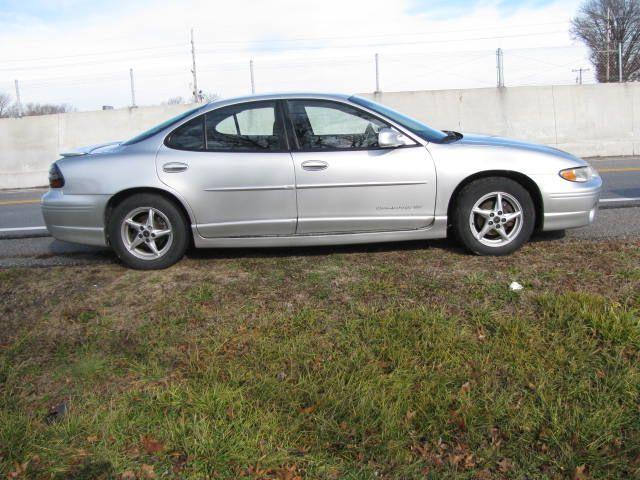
[184,230,567,261]
[37,230,567,267]
[186,238,460,261]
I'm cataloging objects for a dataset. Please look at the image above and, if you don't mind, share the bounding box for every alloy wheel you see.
[468,191,524,247]
[120,207,174,260]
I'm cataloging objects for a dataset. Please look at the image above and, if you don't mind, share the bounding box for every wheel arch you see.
[446,170,544,231]
[104,187,194,246]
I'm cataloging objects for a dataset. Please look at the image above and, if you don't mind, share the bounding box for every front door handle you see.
[163,162,188,173]
[301,160,328,171]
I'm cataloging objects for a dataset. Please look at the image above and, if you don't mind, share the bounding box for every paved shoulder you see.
[567,206,640,239]
[0,237,113,267]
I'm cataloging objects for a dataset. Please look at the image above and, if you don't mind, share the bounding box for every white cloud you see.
[0,0,590,110]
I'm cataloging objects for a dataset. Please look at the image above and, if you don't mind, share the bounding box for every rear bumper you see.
[41,189,109,246]
[536,174,602,231]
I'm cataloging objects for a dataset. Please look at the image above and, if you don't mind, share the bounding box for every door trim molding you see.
[296,180,428,190]
[204,185,295,192]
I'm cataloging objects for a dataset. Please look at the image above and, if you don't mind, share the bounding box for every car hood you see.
[454,133,579,162]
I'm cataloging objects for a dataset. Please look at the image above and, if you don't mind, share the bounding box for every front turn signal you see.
[559,166,593,183]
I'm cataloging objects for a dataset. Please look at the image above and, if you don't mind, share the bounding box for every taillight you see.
[49,163,65,188]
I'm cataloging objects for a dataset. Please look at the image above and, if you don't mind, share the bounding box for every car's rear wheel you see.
[108,193,188,269]
[453,177,535,256]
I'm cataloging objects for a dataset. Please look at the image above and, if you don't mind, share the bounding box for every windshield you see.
[349,96,450,143]
[122,105,207,145]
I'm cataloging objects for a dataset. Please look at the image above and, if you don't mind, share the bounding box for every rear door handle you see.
[163,162,188,173]
[301,160,328,171]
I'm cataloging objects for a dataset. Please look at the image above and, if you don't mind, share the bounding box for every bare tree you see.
[0,93,11,118]
[572,0,640,82]
[164,96,185,105]
[21,103,75,116]
[200,91,220,103]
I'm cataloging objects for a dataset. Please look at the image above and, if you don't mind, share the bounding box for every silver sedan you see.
[42,93,602,269]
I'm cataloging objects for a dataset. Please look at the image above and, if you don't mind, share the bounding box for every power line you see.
[1,44,587,89]
[0,43,187,65]
[198,30,569,54]
[197,21,571,46]
[1,29,570,74]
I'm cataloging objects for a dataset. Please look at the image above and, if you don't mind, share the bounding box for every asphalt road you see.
[1,156,639,267]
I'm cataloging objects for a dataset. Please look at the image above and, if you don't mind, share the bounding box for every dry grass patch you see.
[0,238,639,479]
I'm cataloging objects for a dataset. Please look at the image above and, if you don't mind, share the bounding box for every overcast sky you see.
[0,0,591,111]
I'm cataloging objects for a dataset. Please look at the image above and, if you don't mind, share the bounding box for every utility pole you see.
[619,42,623,82]
[190,28,199,103]
[14,79,22,117]
[250,59,255,94]
[374,53,380,93]
[572,68,589,85]
[606,8,611,82]
[129,68,136,107]
[496,48,505,88]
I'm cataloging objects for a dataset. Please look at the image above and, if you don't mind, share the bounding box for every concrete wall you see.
[362,83,640,158]
[0,104,193,189]
[1,83,638,189]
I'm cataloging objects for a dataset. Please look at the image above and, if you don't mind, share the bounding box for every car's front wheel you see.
[453,177,535,256]
[108,193,189,269]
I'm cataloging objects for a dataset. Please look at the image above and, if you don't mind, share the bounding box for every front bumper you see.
[532,173,602,231]
[41,189,109,246]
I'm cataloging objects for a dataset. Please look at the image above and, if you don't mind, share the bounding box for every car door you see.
[285,99,436,234]
[156,100,297,238]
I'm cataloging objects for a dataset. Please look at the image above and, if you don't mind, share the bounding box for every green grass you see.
[0,238,639,479]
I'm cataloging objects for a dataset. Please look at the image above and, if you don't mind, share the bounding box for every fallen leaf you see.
[121,470,137,480]
[475,469,493,480]
[298,404,317,415]
[86,435,99,443]
[7,461,29,479]
[574,464,588,480]
[140,435,164,455]
[462,453,476,469]
[490,427,502,447]
[497,457,511,473]
[460,381,471,394]
[169,451,189,473]
[140,464,156,479]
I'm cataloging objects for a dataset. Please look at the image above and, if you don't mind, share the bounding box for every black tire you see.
[108,193,189,269]
[452,177,535,256]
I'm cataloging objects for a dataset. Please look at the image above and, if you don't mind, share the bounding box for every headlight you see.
[559,166,593,183]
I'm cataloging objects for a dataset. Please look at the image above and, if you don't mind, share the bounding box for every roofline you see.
[206,92,354,108]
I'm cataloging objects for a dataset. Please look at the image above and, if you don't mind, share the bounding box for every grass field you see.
[1,237,639,479]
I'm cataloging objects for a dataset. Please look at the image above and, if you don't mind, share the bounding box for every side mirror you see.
[378,127,414,148]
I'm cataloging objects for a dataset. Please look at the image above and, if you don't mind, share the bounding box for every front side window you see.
[287,100,390,151]
[349,95,449,143]
[206,102,283,152]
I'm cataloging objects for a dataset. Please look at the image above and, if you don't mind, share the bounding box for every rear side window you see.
[165,101,284,152]
[205,102,283,152]
[165,116,204,150]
